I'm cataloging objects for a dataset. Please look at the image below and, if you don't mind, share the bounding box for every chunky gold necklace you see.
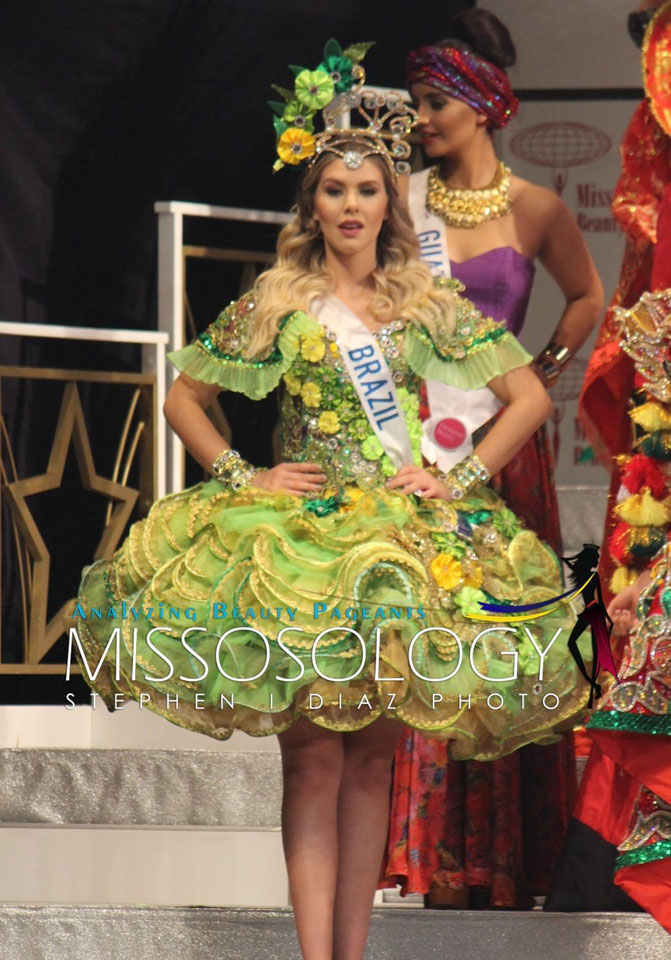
[426,162,512,228]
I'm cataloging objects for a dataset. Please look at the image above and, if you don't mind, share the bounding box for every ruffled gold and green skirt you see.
[73,481,590,760]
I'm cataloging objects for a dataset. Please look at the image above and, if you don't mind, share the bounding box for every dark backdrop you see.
[0,0,472,702]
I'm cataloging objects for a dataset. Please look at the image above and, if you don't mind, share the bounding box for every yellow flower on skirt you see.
[318,411,340,434]
[430,553,463,590]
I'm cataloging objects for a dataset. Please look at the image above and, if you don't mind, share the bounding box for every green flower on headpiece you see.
[317,54,355,93]
[270,40,375,173]
[294,69,335,110]
[282,101,315,132]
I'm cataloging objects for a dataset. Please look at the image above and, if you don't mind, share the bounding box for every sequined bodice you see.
[450,247,535,337]
[279,318,423,490]
[172,287,529,493]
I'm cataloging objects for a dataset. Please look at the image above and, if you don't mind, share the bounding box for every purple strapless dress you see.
[450,246,535,336]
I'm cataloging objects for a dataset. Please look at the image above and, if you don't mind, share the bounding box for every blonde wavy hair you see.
[246,145,456,357]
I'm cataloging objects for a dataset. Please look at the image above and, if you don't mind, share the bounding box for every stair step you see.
[0,905,668,960]
[0,827,287,906]
[0,748,281,827]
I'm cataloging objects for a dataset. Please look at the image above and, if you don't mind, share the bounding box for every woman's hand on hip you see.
[386,465,448,500]
[251,462,327,495]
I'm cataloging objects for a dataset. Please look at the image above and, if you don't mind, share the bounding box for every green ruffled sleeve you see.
[167,294,317,401]
[405,292,533,390]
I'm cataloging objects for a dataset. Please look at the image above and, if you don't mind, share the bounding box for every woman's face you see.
[411,82,485,158]
[312,157,388,259]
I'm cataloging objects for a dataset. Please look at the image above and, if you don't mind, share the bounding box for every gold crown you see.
[314,86,418,177]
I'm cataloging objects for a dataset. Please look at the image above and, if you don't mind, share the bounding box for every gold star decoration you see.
[4,382,138,665]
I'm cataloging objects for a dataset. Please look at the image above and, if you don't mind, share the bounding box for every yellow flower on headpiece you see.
[283,372,302,396]
[301,382,322,407]
[430,553,463,591]
[294,69,335,110]
[300,331,326,362]
[318,411,340,434]
[277,127,316,166]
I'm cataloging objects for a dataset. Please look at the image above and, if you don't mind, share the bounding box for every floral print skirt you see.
[380,423,578,906]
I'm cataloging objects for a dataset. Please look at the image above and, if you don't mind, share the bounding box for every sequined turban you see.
[406,44,519,130]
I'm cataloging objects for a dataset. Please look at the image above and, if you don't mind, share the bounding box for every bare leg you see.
[332,717,404,960]
[278,719,344,960]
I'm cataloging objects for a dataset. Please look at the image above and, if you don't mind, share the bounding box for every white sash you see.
[408,167,451,278]
[408,168,501,472]
[311,295,413,469]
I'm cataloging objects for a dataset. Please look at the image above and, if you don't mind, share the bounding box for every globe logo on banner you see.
[510,122,611,196]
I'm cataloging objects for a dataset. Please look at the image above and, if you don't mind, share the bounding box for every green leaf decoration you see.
[270,83,295,103]
[288,64,305,77]
[343,41,375,62]
[273,117,288,138]
[323,38,343,59]
[268,100,287,118]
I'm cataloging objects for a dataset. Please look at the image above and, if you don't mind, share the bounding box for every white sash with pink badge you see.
[311,294,413,469]
[408,168,501,472]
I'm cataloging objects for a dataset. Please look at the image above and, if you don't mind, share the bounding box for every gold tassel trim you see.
[614,490,671,526]
[609,565,637,594]
[630,401,671,432]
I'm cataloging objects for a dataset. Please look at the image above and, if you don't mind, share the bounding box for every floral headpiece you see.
[269,39,418,178]
[406,44,518,130]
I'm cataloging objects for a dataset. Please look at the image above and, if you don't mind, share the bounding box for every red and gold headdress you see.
[643,1,671,137]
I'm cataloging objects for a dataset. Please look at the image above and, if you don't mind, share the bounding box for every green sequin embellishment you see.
[587,711,671,735]
[467,510,492,526]
[616,839,671,870]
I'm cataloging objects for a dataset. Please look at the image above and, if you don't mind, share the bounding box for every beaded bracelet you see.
[430,453,491,500]
[212,449,259,491]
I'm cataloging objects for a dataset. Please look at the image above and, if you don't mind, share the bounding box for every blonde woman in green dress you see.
[75,132,589,960]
